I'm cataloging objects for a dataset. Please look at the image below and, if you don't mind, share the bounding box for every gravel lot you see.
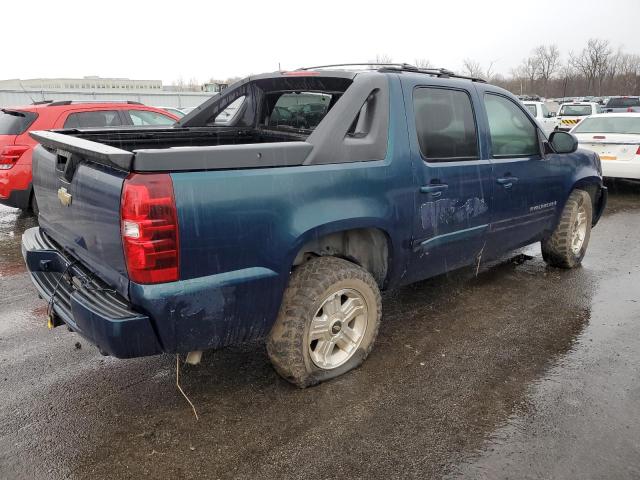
[1,181,639,480]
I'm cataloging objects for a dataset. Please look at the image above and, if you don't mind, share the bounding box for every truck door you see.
[402,80,493,284]
[476,88,564,255]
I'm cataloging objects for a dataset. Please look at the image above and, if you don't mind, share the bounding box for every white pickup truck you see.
[522,101,558,135]
[556,102,602,131]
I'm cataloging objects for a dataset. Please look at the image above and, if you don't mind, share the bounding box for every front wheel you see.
[267,256,381,388]
[542,189,593,268]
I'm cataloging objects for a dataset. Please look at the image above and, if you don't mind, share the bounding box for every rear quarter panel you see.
[153,77,414,352]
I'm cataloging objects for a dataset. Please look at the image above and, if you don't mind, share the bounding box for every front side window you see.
[541,104,551,118]
[484,94,539,157]
[64,110,122,128]
[127,110,176,126]
[413,87,479,161]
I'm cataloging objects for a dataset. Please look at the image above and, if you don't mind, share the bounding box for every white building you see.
[0,76,163,91]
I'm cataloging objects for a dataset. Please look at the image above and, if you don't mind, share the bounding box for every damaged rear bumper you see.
[21,227,163,358]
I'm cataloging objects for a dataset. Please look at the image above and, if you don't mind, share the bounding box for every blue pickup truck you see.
[22,64,607,387]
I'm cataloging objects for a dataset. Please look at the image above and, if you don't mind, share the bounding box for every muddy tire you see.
[542,189,592,268]
[267,256,381,388]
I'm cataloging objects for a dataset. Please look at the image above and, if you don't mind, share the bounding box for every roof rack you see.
[296,63,486,83]
[45,100,144,106]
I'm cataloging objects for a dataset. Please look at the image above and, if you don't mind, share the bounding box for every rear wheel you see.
[542,189,592,268]
[266,256,381,388]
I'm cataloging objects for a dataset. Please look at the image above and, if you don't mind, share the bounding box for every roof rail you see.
[32,100,53,105]
[46,100,144,106]
[296,63,486,83]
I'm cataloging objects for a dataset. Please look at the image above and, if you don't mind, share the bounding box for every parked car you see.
[603,96,640,113]
[571,113,640,179]
[157,106,186,118]
[556,102,602,131]
[22,66,607,387]
[522,101,558,135]
[0,101,178,212]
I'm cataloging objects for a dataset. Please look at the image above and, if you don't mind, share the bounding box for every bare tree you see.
[570,38,612,96]
[534,45,561,96]
[518,56,539,93]
[173,76,186,92]
[617,53,640,94]
[414,58,433,69]
[462,58,484,78]
[485,60,497,81]
[187,77,200,92]
[369,54,394,65]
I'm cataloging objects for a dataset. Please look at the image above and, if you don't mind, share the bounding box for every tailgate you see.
[30,131,132,298]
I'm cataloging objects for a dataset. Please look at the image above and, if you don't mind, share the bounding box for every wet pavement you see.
[0,181,639,480]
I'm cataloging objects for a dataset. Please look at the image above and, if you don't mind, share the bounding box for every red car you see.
[0,101,179,212]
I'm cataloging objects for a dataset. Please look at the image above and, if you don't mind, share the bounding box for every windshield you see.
[0,110,37,135]
[525,104,537,116]
[605,97,640,108]
[267,92,334,130]
[559,105,592,116]
[573,116,640,134]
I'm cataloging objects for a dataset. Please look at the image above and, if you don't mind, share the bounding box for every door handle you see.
[420,184,449,196]
[496,177,519,188]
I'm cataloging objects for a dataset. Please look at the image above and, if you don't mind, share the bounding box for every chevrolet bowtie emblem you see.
[57,187,72,207]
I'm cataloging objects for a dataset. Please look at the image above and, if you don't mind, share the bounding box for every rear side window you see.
[484,94,539,157]
[525,104,537,116]
[0,110,37,135]
[413,87,479,161]
[127,110,175,126]
[64,110,123,128]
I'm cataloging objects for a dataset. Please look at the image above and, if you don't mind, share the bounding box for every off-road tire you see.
[266,256,382,388]
[542,189,592,268]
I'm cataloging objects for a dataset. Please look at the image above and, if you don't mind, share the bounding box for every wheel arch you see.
[570,175,604,224]
[288,222,394,289]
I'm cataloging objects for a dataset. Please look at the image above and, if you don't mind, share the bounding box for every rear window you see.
[267,92,333,130]
[64,110,123,128]
[0,110,37,135]
[525,104,537,116]
[605,97,640,108]
[559,105,592,116]
[573,116,640,134]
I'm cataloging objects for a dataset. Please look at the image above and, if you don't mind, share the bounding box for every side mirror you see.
[548,112,556,118]
[549,131,578,154]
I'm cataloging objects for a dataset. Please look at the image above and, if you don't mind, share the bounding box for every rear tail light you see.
[628,107,634,112]
[636,146,640,156]
[120,173,179,284]
[0,145,29,170]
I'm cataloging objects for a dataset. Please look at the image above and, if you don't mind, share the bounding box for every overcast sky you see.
[4,0,639,84]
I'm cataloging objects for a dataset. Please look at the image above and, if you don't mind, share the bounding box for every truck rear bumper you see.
[22,227,163,358]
